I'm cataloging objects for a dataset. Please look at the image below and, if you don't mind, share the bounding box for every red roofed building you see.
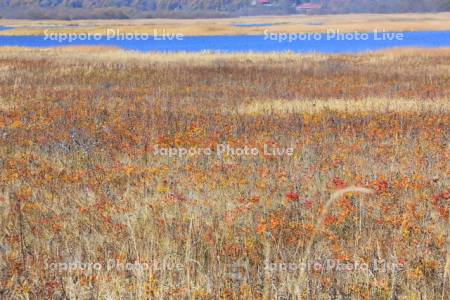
[296,2,323,12]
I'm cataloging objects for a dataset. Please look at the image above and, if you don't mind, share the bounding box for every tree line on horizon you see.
[0,0,449,19]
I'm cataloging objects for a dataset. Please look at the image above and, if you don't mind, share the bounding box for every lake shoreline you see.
[1,31,450,53]
[1,13,450,36]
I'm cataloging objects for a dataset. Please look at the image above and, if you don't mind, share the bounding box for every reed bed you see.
[1,13,450,36]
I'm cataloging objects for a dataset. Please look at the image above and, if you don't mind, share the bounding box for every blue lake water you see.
[0,31,450,53]
[0,26,13,31]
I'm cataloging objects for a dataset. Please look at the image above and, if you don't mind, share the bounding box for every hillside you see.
[0,0,449,19]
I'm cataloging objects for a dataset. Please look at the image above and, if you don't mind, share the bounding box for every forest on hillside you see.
[1,0,450,19]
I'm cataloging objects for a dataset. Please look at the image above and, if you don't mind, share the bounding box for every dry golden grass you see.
[1,12,450,36]
[239,97,450,115]
[1,45,450,64]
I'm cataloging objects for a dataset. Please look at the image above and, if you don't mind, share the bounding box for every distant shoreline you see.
[1,13,450,36]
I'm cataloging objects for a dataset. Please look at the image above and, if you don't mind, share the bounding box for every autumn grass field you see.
[1,12,450,36]
[0,47,449,299]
